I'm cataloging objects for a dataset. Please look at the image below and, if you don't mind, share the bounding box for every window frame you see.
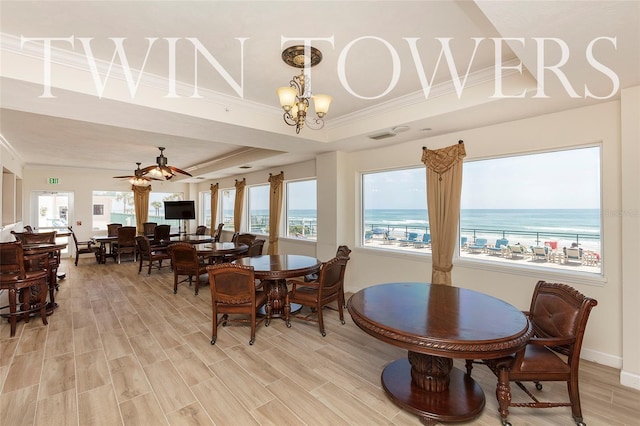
[247,184,270,236]
[285,178,317,240]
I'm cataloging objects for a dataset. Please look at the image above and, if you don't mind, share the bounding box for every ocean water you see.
[364,208,601,251]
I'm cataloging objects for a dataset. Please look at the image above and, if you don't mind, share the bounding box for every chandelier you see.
[276,45,332,134]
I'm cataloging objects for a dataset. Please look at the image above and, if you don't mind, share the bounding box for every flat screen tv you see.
[164,201,195,220]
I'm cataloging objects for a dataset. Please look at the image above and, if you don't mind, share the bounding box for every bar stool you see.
[0,241,49,337]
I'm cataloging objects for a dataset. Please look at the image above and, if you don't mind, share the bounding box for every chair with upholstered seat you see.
[195,225,207,235]
[206,263,269,345]
[143,222,157,237]
[153,224,171,245]
[284,256,349,336]
[212,223,224,242]
[0,241,49,337]
[168,242,208,295]
[114,226,137,263]
[304,245,351,309]
[68,226,99,266]
[232,232,256,246]
[135,235,171,275]
[466,280,597,426]
[245,238,265,257]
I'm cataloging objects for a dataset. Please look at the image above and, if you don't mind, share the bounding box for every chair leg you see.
[567,379,584,425]
[173,274,178,294]
[36,281,48,326]
[75,254,79,266]
[317,303,326,337]
[8,288,18,337]
[284,295,291,328]
[249,310,256,345]
[338,296,345,325]
[465,359,474,376]
[211,306,218,345]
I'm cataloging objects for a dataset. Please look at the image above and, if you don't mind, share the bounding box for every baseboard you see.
[620,370,640,390]
[581,347,622,369]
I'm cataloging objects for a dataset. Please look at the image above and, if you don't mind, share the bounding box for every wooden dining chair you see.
[142,222,157,237]
[284,256,349,336]
[135,235,171,275]
[206,263,268,345]
[68,226,98,266]
[114,226,137,264]
[168,242,208,295]
[466,280,597,426]
[153,224,171,245]
[0,241,49,337]
[195,225,207,235]
[212,223,224,242]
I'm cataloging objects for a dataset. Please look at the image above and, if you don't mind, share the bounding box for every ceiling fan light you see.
[129,177,150,186]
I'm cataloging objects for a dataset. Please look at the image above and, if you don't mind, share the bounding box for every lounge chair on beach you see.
[399,232,418,247]
[509,245,525,258]
[382,232,396,245]
[564,247,583,265]
[531,246,549,261]
[487,238,509,255]
[467,238,488,253]
[414,233,431,248]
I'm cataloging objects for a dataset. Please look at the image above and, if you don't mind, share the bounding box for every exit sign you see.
[48,178,60,184]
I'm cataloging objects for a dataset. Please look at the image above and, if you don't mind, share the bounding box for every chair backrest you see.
[0,241,26,276]
[154,224,171,242]
[67,226,81,249]
[566,247,581,260]
[107,223,123,237]
[528,280,597,361]
[213,223,224,241]
[143,222,157,236]
[168,242,200,273]
[533,246,547,256]
[117,226,137,245]
[474,238,488,246]
[14,231,57,244]
[196,225,207,235]
[317,256,349,298]
[407,232,418,240]
[23,225,34,233]
[422,234,431,243]
[234,233,256,246]
[509,245,523,254]
[207,263,256,305]
[495,238,508,248]
[245,239,265,257]
[135,235,152,256]
[336,245,351,259]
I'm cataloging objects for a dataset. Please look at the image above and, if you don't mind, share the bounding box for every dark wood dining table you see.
[92,235,117,264]
[347,282,533,425]
[193,242,247,263]
[234,254,321,317]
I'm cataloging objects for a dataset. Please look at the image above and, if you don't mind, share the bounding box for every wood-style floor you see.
[1,257,639,425]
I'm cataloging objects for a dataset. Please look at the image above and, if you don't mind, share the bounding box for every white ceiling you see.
[1,1,638,182]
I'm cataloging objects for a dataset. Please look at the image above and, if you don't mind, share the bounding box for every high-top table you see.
[347,282,532,425]
[234,254,321,318]
[22,242,68,312]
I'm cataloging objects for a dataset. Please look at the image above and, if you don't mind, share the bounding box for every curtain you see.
[233,178,246,233]
[132,185,151,235]
[422,141,466,285]
[210,183,219,237]
[267,171,284,255]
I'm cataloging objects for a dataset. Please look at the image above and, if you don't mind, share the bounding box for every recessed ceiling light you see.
[420,127,432,132]
[392,125,410,133]
[239,165,252,169]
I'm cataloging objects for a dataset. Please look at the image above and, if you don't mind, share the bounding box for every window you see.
[460,146,601,274]
[247,185,269,235]
[286,179,317,239]
[361,168,429,252]
[150,192,184,233]
[221,189,235,229]
[92,191,136,231]
[93,204,104,215]
[201,191,212,227]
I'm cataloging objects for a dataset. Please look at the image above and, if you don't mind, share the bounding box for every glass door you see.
[31,191,73,254]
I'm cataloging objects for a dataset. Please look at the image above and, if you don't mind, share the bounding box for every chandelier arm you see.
[305,116,325,130]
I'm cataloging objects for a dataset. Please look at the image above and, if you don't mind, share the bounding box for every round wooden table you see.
[193,242,247,263]
[347,282,532,425]
[234,254,321,317]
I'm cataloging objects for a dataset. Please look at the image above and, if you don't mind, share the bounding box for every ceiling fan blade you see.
[113,175,134,179]
[168,166,193,177]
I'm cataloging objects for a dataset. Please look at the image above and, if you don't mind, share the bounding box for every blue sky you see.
[364,146,601,210]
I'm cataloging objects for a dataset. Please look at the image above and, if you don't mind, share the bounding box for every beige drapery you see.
[210,183,219,237]
[233,178,246,233]
[132,185,151,235]
[421,141,466,285]
[267,171,284,255]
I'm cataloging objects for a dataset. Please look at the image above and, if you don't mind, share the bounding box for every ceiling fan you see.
[140,147,193,180]
[113,162,162,186]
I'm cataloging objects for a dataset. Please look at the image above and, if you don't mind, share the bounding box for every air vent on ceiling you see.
[368,131,397,141]
[239,165,252,169]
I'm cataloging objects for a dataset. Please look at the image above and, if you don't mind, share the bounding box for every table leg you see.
[259,279,301,319]
[381,352,485,424]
